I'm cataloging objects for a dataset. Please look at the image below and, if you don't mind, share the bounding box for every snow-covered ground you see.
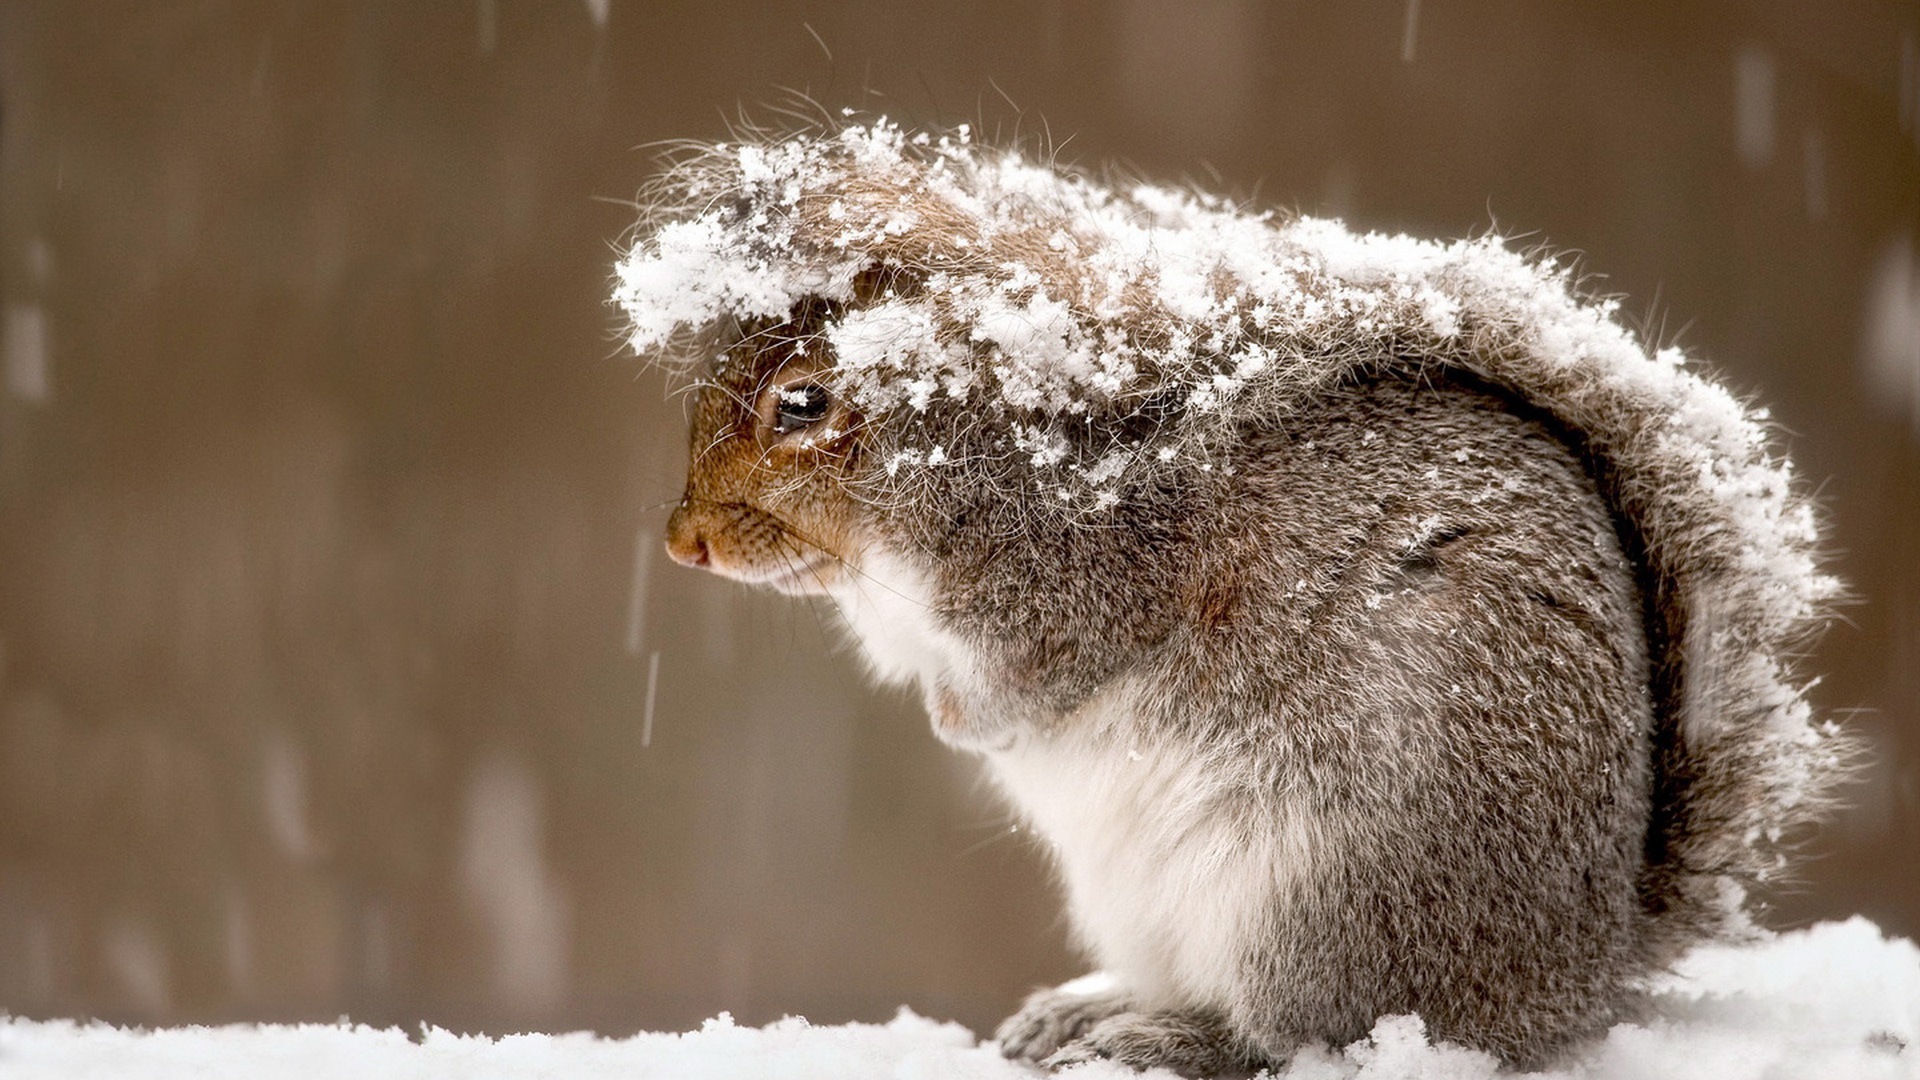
[4,918,1916,1079]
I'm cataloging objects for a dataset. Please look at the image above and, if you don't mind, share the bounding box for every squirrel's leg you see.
[922,671,1062,750]
[993,978,1132,1063]
[1041,1009,1263,1077]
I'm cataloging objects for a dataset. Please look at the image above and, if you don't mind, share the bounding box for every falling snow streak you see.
[477,0,497,56]
[459,755,567,1013]
[4,304,50,405]
[642,650,660,748]
[1736,45,1777,167]
[1865,233,1920,435]
[625,525,653,656]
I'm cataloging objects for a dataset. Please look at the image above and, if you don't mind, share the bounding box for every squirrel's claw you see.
[1039,1010,1259,1078]
[994,981,1133,1064]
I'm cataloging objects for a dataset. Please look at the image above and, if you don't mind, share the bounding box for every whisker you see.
[694,427,736,464]
[775,531,844,642]
[752,504,931,611]
[953,821,1027,861]
[668,489,932,616]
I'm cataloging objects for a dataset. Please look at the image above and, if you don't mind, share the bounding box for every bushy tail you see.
[1420,250,1849,954]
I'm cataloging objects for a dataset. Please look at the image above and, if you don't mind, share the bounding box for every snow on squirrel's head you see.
[611,117,1541,513]
[612,117,1801,560]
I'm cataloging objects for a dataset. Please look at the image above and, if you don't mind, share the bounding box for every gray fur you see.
[908,374,1655,1070]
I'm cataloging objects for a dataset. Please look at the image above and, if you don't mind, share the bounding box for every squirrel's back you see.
[965,371,1653,1066]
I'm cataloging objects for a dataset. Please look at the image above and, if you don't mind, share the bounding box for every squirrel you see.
[614,120,1849,1074]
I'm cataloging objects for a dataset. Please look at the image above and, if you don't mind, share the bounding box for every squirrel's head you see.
[664,295,868,595]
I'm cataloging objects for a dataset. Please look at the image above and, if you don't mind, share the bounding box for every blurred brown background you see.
[0,0,1915,1040]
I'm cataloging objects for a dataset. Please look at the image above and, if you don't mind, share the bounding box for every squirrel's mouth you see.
[731,552,842,596]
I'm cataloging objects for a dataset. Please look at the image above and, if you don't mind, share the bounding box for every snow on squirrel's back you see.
[5,920,1917,1079]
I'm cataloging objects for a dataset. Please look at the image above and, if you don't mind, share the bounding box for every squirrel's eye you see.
[773,384,833,434]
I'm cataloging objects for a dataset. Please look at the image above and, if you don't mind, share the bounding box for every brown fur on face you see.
[665,308,866,595]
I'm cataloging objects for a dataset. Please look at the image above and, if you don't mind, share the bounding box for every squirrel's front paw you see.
[993,978,1132,1064]
[922,677,1025,750]
[1040,1010,1256,1078]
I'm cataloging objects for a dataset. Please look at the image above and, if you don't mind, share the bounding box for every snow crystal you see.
[5,921,1918,1079]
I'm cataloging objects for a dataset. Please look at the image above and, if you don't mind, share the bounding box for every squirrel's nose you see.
[665,505,712,568]
[667,533,710,568]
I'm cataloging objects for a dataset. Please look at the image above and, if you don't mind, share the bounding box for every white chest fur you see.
[827,548,965,690]
[987,711,1315,1012]
[829,551,1316,1013]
